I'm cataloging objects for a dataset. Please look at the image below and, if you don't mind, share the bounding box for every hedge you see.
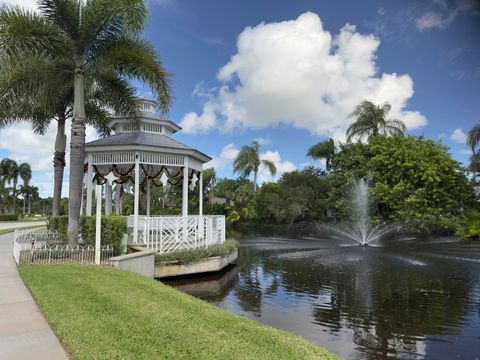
[47,216,127,255]
[80,216,127,255]
[0,214,19,221]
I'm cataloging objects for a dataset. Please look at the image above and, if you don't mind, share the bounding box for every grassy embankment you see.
[155,239,239,264]
[20,264,338,360]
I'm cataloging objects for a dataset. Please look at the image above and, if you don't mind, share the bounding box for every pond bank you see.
[19,264,338,360]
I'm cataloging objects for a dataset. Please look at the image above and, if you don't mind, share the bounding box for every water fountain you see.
[326,178,392,246]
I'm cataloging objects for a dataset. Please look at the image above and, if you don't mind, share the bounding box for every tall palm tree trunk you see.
[253,171,257,192]
[53,116,67,216]
[67,72,86,245]
[28,195,31,215]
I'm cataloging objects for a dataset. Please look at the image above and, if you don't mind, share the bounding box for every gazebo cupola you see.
[84,98,217,246]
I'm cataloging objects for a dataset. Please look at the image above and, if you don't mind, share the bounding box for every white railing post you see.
[95,184,102,265]
[160,217,163,253]
[144,219,148,249]
[221,216,226,244]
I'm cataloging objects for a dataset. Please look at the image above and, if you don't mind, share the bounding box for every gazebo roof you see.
[84,98,212,165]
[85,131,211,163]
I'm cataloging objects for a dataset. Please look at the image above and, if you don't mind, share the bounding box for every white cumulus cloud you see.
[203,143,239,170]
[258,151,297,184]
[0,120,98,197]
[182,12,427,137]
[450,128,467,144]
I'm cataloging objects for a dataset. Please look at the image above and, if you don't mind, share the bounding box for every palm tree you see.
[307,138,336,171]
[0,159,31,213]
[467,124,480,153]
[25,185,39,215]
[0,62,122,216]
[0,0,172,243]
[233,141,276,192]
[346,101,406,142]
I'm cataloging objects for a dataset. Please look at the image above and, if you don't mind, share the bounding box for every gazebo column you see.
[115,183,122,215]
[198,171,204,241]
[86,154,93,216]
[133,153,140,244]
[146,178,151,216]
[199,171,203,216]
[182,158,189,243]
[182,158,189,217]
[105,182,112,215]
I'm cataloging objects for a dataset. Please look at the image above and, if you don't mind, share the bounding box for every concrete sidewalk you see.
[0,232,68,360]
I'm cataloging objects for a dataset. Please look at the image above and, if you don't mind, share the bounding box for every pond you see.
[164,235,480,360]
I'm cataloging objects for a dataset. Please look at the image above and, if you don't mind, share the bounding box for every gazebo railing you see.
[142,215,225,254]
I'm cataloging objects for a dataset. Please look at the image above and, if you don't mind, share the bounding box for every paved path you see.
[0,221,46,231]
[0,232,68,359]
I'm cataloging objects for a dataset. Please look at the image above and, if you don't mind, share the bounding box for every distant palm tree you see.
[307,138,336,171]
[0,0,172,243]
[469,152,480,182]
[0,159,31,213]
[467,123,480,153]
[25,185,39,215]
[346,101,406,142]
[233,141,276,192]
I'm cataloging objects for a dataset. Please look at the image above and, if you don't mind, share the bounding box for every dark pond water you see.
[164,236,480,360]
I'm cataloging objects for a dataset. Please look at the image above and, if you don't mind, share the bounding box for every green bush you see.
[80,216,127,255]
[155,239,239,264]
[0,214,19,221]
[46,215,69,237]
[456,210,480,239]
[47,216,127,254]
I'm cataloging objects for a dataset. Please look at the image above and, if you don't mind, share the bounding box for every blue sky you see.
[0,0,479,196]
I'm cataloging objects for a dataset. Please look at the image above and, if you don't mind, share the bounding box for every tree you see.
[0,0,172,243]
[334,135,475,232]
[0,71,116,216]
[307,138,336,171]
[19,184,39,214]
[346,101,406,142]
[233,140,276,192]
[466,123,480,181]
[467,123,480,152]
[0,159,31,213]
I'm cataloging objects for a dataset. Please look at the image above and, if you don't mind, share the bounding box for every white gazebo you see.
[83,98,225,253]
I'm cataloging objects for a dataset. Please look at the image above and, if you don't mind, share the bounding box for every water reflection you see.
[164,236,480,360]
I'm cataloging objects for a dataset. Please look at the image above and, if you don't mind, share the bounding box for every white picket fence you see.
[142,215,225,254]
[13,229,113,265]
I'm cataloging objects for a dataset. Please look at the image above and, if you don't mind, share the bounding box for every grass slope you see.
[20,264,338,360]
[155,239,239,264]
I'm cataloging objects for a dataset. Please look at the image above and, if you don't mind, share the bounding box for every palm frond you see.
[0,4,70,58]
[261,159,277,177]
[38,0,80,43]
[95,36,172,113]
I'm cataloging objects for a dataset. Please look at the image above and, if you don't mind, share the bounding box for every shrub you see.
[155,239,239,264]
[47,216,127,254]
[80,216,127,255]
[0,214,19,221]
[456,210,480,239]
[46,215,68,237]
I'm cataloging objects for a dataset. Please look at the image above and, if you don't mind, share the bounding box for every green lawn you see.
[0,225,45,235]
[20,264,339,360]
